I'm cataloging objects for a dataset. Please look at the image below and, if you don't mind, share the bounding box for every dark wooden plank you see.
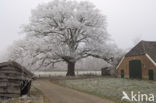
[0,67,17,71]
[0,73,27,78]
[0,79,22,82]
[0,87,20,94]
[0,93,20,98]
[0,75,31,80]
[0,81,20,87]
[0,71,23,75]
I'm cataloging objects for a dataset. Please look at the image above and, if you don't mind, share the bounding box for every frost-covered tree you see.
[21,0,112,76]
[5,37,54,70]
[5,38,40,69]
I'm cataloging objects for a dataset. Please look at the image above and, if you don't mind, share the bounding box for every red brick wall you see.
[117,55,156,80]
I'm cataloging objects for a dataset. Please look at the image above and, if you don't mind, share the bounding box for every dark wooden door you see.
[129,60,142,79]
[121,70,124,78]
[149,70,154,80]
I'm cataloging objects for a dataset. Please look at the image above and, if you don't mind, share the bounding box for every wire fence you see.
[34,71,101,78]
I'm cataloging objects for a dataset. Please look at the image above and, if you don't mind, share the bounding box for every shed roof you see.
[125,40,156,62]
[0,61,33,78]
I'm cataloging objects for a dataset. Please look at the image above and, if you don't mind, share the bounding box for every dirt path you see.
[33,80,114,103]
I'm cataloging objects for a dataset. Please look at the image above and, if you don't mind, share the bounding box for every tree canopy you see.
[4,0,122,76]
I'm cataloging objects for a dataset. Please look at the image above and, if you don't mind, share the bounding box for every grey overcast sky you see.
[0,0,156,52]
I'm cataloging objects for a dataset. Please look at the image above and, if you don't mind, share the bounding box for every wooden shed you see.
[116,41,156,80]
[0,61,33,99]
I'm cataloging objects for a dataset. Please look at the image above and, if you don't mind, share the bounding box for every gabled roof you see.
[0,61,33,78]
[125,40,156,63]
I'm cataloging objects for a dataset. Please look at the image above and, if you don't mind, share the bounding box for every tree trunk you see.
[66,62,75,76]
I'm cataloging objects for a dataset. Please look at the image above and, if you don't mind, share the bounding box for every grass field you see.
[53,77,156,103]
